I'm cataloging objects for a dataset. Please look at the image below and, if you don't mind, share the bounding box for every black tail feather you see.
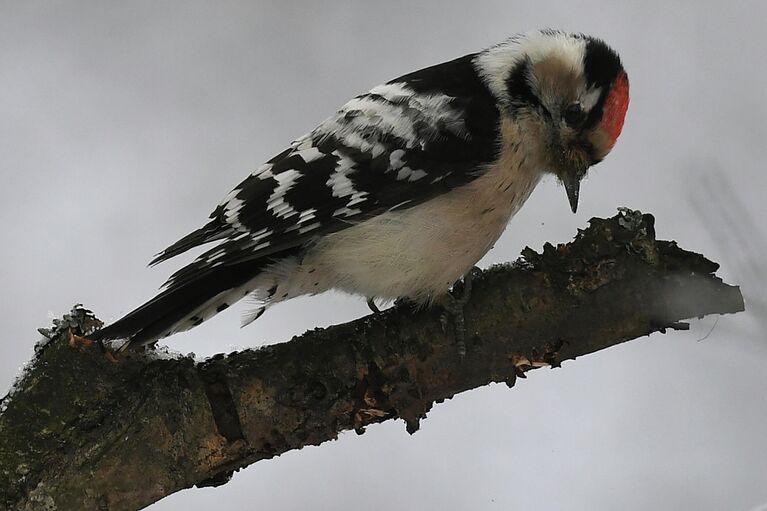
[90,261,265,350]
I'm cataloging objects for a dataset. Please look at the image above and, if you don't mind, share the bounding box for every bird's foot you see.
[440,267,480,357]
[68,331,119,363]
[68,332,94,349]
[367,297,381,314]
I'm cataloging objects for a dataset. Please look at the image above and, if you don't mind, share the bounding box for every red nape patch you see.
[600,71,629,148]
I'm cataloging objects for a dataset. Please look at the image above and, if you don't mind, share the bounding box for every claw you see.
[449,266,478,307]
[68,331,120,363]
[69,332,94,348]
[367,297,381,314]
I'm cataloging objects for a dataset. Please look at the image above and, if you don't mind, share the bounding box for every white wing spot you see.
[409,169,427,182]
[369,83,415,101]
[333,206,362,217]
[267,169,301,219]
[298,221,322,234]
[389,149,406,170]
[299,208,317,222]
[395,166,428,182]
[224,197,245,226]
[250,227,270,243]
[298,146,323,164]
[294,135,313,150]
[326,158,367,206]
[251,163,274,179]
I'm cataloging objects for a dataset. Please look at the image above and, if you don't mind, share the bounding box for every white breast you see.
[274,119,544,304]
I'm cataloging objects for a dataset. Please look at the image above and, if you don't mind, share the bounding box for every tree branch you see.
[0,210,744,510]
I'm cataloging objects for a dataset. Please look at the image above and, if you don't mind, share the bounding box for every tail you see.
[89,260,275,351]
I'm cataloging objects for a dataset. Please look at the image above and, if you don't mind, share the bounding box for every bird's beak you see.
[561,168,581,214]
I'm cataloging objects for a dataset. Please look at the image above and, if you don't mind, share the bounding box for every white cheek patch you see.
[580,86,602,111]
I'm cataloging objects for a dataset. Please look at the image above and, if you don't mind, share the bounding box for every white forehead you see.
[474,31,589,106]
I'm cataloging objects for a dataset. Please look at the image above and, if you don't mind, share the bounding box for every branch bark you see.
[0,210,744,510]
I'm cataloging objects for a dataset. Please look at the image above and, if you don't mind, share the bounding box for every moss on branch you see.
[0,210,744,510]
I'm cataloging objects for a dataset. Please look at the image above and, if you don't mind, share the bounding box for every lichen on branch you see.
[0,210,744,511]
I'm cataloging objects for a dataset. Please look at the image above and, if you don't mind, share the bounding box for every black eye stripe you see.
[583,39,623,89]
[505,59,543,111]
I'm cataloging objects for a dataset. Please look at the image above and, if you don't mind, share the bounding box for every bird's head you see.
[476,30,629,212]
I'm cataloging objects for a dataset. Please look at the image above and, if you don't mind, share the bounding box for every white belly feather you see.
[270,119,543,304]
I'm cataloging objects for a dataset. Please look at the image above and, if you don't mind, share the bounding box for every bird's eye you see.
[563,102,585,127]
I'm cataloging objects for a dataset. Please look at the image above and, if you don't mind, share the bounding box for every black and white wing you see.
[154,54,500,288]
[88,54,504,347]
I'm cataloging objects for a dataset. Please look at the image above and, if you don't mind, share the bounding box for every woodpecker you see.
[91,29,629,350]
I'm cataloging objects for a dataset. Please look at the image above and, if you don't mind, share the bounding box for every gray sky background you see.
[2,1,766,510]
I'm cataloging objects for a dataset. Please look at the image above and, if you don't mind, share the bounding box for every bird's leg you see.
[441,267,480,357]
[367,297,381,314]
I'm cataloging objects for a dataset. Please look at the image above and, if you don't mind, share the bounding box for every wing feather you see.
[156,54,501,290]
